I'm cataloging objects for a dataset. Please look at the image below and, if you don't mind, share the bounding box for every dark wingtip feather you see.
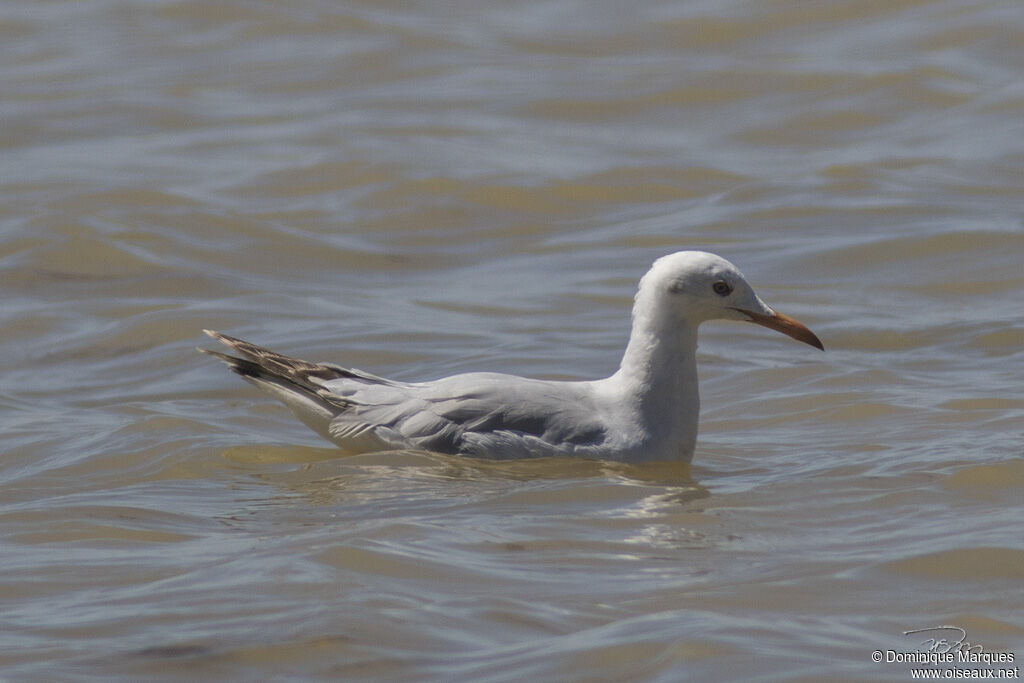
[198,330,354,410]
[197,346,262,378]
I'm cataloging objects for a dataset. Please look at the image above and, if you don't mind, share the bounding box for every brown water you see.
[2,1,1023,681]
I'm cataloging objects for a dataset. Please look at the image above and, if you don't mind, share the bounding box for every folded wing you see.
[201,331,606,458]
[326,373,607,458]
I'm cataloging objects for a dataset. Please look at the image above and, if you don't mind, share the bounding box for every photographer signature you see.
[904,625,984,655]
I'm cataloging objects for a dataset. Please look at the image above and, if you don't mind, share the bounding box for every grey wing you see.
[326,374,607,458]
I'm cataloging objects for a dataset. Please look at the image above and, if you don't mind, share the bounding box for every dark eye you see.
[712,280,732,296]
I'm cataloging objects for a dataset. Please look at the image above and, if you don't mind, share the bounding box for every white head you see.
[636,251,823,349]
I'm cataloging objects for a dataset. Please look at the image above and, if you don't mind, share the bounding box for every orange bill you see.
[733,308,824,351]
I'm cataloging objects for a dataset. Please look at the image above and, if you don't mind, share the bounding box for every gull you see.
[200,251,823,462]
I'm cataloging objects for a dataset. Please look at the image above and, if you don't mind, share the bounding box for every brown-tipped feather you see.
[199,330,353,409]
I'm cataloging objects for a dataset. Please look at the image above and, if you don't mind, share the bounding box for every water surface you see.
[1,1,1022,680]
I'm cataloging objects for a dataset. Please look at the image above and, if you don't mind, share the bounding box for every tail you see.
[199,330,353,438]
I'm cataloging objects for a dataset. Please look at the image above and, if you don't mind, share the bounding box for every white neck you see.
[609,286,702,457]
